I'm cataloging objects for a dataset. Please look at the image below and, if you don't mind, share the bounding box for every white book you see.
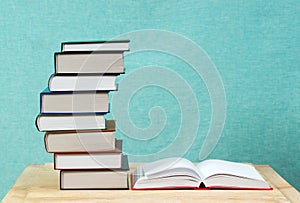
[48,75,117,91]
[61,40,129,52]
[55,153,123,170]
[36,114,106,131]
[132,157,271,190]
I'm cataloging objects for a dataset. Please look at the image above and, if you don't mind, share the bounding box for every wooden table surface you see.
[1,163,299,203]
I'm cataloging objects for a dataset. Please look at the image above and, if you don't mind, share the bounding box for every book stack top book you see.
[36,40,130,189]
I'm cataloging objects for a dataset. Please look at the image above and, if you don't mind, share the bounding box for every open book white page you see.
[197,159,270,189]
[141,157,201,179]
[197,159,264,180]
[132,157,202,189]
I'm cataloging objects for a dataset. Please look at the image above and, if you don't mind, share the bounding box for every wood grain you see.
[1,163,299,203]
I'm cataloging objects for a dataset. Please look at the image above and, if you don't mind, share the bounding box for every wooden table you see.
[2,163,299,203]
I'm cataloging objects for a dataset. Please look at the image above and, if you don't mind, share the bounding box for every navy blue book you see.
[40,88,109,114]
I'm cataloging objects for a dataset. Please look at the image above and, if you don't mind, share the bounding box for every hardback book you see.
[36,114,106,131]
[132,157,272,190]
[61,40,130,52]
[60,155,129,189]
[48,75,117,91]
[45,133,122,153]
[44,120,116,152]
[55,51,124,74]
[54,152,124,170]
[40,88,109,114]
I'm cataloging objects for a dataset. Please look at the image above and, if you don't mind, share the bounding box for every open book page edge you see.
[141,157,201,178]
[206,186,273,190]
[202,174,271,189]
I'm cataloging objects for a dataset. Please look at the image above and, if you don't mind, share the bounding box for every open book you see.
[132,158,272,190]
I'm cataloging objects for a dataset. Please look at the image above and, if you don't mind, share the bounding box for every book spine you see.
[48,74,55,91]
[44,133,49,152]
[54,53,58,74]
[35,114,41,131]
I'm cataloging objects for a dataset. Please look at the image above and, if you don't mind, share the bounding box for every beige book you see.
[40,90,109,114]
[60,155,129,189]
[44,120,117,152]
[45,134,123,153]
[55,51,124,74]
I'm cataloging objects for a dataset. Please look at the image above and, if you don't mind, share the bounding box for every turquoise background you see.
[0,0,299,199]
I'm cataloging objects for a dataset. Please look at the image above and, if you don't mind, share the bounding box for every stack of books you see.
[35,40,130,189]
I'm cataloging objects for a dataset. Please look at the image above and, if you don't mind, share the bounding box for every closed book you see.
[48,75,117,91]
[45,132,122,153]
[44,120,115,152]
[61,40,129,52]
[55,51,124,74]
[60,155,129,189]
[36,114,106,131]
[54,152,124,170]
[40,88,109,114]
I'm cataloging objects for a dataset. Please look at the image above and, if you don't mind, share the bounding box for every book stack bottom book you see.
[35,40,130,189]
[44,124,129,189]
[52,125,129,190]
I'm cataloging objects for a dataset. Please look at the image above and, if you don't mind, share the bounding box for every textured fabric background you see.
[0,0,299,198]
